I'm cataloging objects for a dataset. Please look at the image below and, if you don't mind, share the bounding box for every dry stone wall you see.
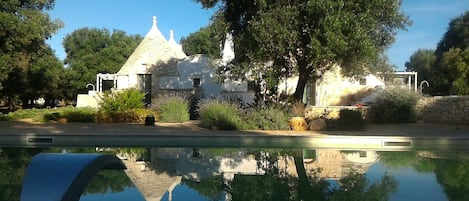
[417,96,469,124]
[305,106,367,120]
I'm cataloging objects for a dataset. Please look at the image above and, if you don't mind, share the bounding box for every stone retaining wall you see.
[305,106,367,120]
[417,96,469,124]
[306,96,469,125]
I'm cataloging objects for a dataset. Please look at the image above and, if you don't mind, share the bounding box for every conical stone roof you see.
[168,30,187,59]
[117,16,186,75]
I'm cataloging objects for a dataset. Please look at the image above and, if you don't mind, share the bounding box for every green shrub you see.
[2,108,45,121]
[152,96,190,123]
[97,88,146,123]
[96,108,157,123]
[61,107,97,122]
[244,105,290,130]
[99,88,145,113]
[334,109,366,130]
[43,112,62,121]
[368,87,420,123]
[41,107,96,122]
[197,99,245,130]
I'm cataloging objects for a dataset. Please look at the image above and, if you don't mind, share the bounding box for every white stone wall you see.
[158,54,223,99]
[315,66,384,106]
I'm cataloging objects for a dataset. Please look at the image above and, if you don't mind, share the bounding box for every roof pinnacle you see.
[152,16,157,27]
[170,30,174,40]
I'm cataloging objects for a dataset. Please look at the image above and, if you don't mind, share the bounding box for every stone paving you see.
[0,120,468,138]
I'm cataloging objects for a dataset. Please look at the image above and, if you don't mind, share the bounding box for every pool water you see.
[2,147,468,201]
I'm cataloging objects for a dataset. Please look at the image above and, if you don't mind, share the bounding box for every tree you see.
[405,49,435,91]
[435,11,469,56]
[61,28,142,100]
[441,48,469,95]
[1,46,64,108]
[196,0,409,102]
[431,11,469,95]
[180,17,226,59]
[0,0,63,108]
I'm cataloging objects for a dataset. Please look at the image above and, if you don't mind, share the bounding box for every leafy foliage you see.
[0,108,46,121]
[327,109,366,131]
[197,99,245,130]
[405,48,436,93]
[244,105,290,130]
[196,0,409,102]
[96,108,157,124]
[152,96,190,123]
[180,18,226,59]
[0,107,96,122]
[368,87,420,123]
[97,89,154,123]
[42,107,97,122]
[99,88,145,113]
[431,11,469,95]
[441,48,469,95]
[0,0,63,109]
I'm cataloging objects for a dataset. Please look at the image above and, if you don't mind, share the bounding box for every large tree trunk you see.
[293,67,310,102]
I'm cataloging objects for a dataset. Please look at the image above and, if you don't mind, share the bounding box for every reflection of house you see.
[147,148,378,181]
[277,149,379,180]
[122,158,181,201]
[149,148,264,181]
[119,148,379,201]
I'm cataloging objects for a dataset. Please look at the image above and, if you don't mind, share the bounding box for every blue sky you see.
[46,0,468,71]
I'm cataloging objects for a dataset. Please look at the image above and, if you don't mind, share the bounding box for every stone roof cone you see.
[117,16,186,75]
[168,30,186,58]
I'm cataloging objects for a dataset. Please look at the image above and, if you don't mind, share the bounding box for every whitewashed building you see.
[77,16,416,108]
[77,16,253,107]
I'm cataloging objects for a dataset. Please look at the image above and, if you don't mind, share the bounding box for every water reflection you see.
[1,147,469,201]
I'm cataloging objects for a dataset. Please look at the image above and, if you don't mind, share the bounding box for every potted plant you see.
[289,101,308,131]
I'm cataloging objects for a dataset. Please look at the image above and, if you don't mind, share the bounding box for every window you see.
[359,151,367,158]
[359,78,366,85]
[193,78,201,88]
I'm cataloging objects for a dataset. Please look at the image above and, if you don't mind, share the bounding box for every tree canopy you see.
[180,19,225,59]
[405,48,435,93]
[431,11,469,95]
[196,0,409,102]
[0,0,63,108]
[61,28,142,99]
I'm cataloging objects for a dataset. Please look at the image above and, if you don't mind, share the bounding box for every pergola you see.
[96,73,117,92]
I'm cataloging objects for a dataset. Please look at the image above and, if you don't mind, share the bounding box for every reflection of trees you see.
[380,150,469,201]
[378,151,435,173]
[231,173,292,201]
[183,176,225,201]
[434,160,469,201]
[225,150,397,201]
[328,173,397,201]
[0,148,43,201]
[82,170,134,195]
